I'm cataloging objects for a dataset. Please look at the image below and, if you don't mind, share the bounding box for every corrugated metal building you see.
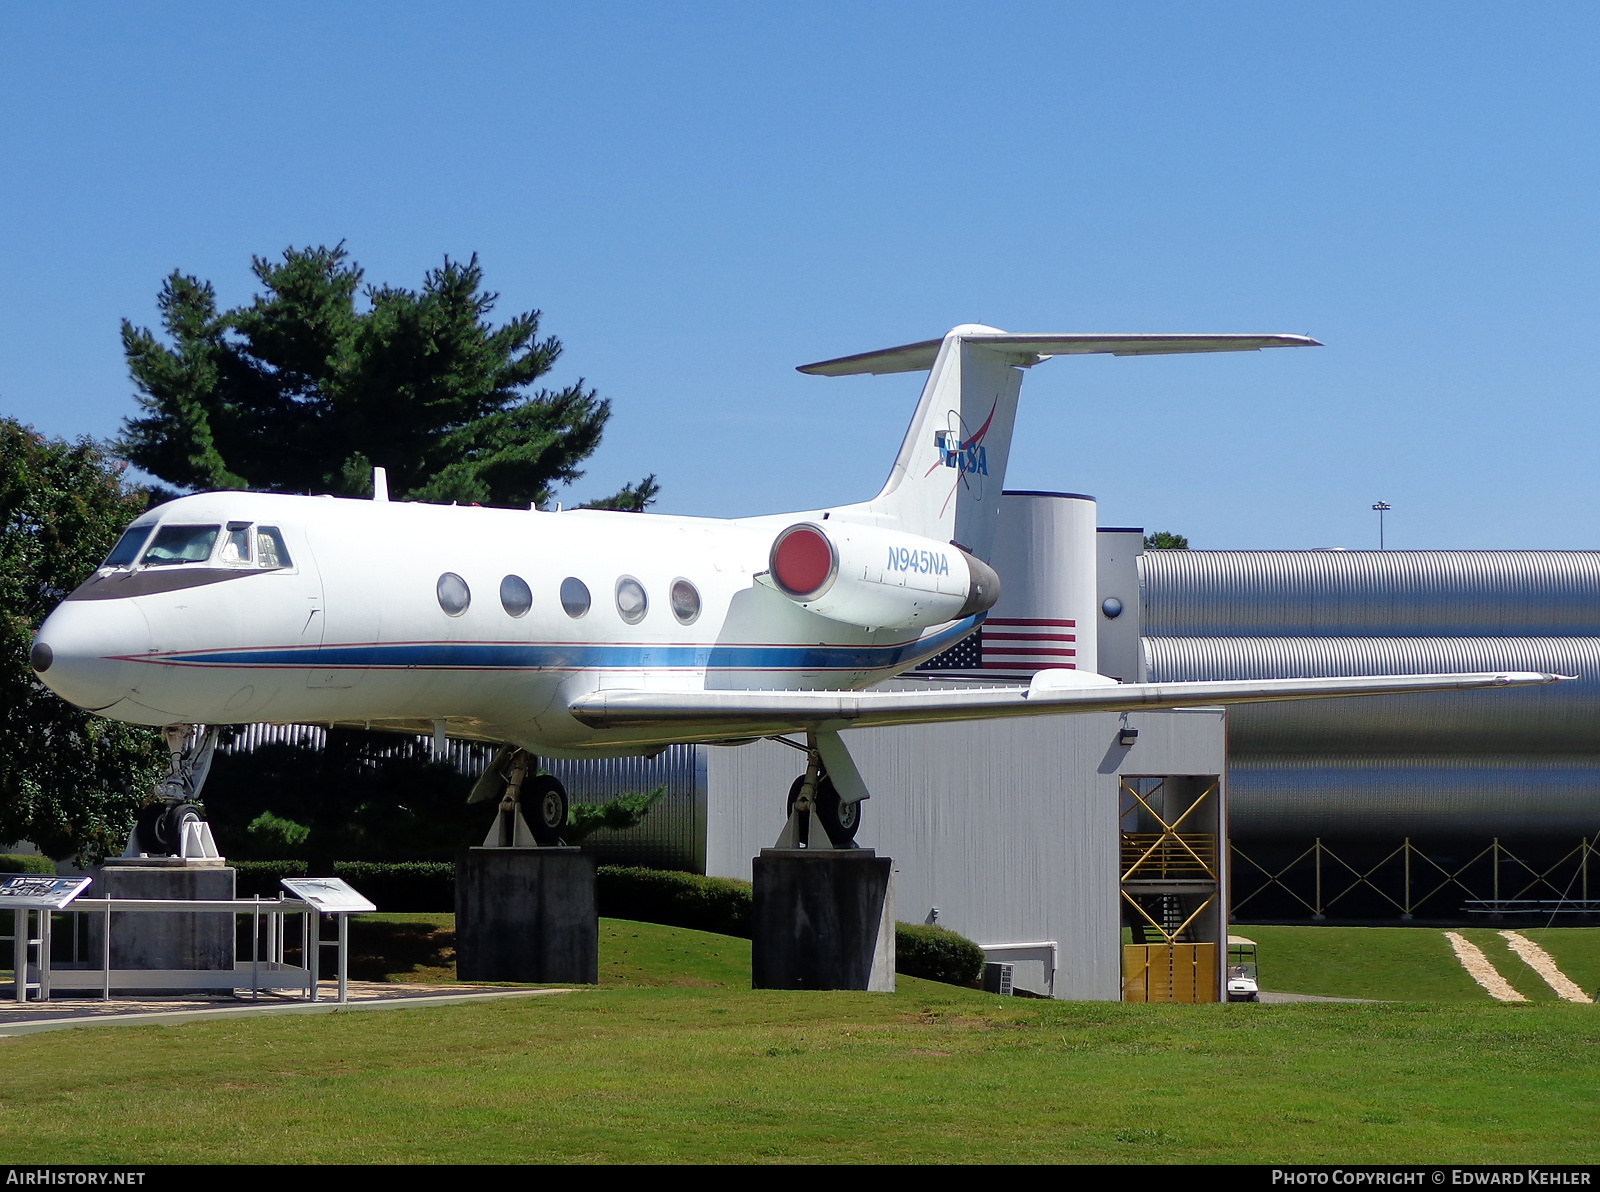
[1135,550,1600,838]
[1130,549,1600,920]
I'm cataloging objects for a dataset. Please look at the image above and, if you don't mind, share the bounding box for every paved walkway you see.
[1257,990,1381,1004]
[0,982,572,1036]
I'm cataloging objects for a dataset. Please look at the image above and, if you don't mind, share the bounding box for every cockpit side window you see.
[256,526,291,569]
[220,523,252,565]
[141,525,221,567]
[102,526,152,569]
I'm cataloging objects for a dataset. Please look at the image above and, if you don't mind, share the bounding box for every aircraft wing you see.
[569,670,1566,738]
[797,333,1322,376]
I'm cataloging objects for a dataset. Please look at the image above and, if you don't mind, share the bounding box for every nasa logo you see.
[935,429,988,476]
[887,546,950,576]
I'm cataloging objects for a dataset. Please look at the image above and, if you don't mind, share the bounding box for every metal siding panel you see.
[1141,551,1600,841]
[1229,755,1600,837]
[1142,550,1600,638]
[1144,636,1600,753]
[544,745,704,872]
[1097,530,1144,682]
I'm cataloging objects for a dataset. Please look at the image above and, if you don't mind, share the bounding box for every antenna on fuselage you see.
[373,467,390,502]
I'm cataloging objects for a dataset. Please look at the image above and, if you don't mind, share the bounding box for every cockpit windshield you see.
[220,523,251,565]
[101,526,152,569]
[256,526,291,569]
[141,524,221,567]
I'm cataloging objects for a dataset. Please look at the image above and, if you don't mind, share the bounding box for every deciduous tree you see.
[0,421,163,860]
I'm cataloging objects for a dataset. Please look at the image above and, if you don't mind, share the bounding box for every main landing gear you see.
[471,746,569,848]
[776,738,864,850]
[127,724,221,858]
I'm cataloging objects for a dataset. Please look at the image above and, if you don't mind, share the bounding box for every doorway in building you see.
[1119,775,1224,1003]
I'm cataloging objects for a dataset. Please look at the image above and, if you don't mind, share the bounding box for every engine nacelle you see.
[767,522,1001,630]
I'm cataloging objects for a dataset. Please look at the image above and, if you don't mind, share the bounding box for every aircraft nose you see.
[32,598,151,712]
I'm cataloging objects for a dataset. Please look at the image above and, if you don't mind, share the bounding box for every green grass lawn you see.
[1234,923,1600,1003]
[0,916,1597,1163]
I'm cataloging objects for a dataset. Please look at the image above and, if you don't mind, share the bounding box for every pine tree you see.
[119,244,656,509]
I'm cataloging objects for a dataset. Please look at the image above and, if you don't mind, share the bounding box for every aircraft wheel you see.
[814,780,862,848]
[133,803,166,854]
[160,803,204,853]
[136,802,202,855]
[526,775,569,845]
[789,775,860,848]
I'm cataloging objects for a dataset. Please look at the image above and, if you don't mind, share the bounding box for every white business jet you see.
[30,325,1563,852]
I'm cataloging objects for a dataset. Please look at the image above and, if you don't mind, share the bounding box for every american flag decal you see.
[916,625,984,671]
[980,617,1076,671]
[915,618,1078,675]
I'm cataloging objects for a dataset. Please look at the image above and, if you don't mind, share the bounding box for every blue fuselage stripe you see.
[158,616,981,672]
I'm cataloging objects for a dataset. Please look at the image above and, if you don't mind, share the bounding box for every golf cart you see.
[1227,935,1260,1002]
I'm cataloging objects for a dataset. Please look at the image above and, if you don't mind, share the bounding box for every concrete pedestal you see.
[752,849,895,992]
[87,861,236,971]
[455,847,598,984]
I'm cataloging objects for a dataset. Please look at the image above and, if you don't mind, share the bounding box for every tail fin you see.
[799,327,1319,561]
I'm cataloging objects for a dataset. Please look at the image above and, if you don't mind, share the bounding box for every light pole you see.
[1372,501,1391,550]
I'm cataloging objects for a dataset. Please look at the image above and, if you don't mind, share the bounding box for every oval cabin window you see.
[670,579,701,624]
[560,577,591,618]
[500,574,533,618]
[437,572,471,616]
[615,576,648,625]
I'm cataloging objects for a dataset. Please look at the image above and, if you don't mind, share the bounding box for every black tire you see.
[814,779,862,848]
[160,803,203,853]
[133,803,166,854]
[525,774,568,846]
[136,802,202,855]
[787,774,861,848]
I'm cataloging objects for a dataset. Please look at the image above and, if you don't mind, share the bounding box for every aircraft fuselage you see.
[33,491,974,756]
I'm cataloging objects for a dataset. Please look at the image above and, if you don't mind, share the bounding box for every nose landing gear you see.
[126,725,221,859]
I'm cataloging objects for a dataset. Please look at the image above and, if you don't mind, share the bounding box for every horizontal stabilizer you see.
[798,333,1322,377]
[570,671,1567,739]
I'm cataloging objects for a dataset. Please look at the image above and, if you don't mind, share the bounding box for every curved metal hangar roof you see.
[1139,550,1600,838]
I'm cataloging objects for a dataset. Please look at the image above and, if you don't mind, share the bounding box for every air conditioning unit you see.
[982,961,1014,996]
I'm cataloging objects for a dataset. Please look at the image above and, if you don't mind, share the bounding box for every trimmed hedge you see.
[232,860,309,898]
[232,860,452,911]
[894,922,986,985]
[597,866,753,937]
[0,854,56,876]
[332,861,454,912]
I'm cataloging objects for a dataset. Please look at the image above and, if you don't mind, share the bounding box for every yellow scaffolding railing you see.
[1119,776,1220,881]
[1121,833,1217,881]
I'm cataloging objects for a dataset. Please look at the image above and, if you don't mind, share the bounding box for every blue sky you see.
[2,3,1596,548]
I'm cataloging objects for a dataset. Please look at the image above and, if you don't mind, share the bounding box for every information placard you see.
[281,877,376,914]
[0,875,93,910]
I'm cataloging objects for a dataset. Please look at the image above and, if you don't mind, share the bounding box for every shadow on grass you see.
[346,918,457,983]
